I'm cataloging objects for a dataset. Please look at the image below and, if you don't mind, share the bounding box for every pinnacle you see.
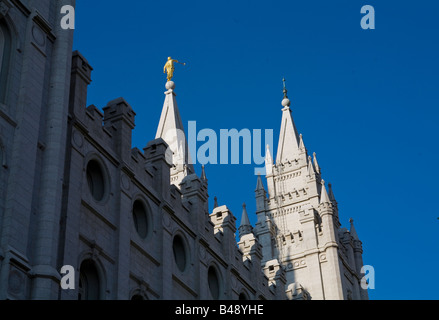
[239,202,253,238]
[349,218,360,240]
[319,179,331,204]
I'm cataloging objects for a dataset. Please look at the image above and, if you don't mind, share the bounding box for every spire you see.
[307,156,316,177]
[213,196,218,209]
[276,78,301,164]
[201,165,207,182]
[256,173,265,191]
[255,174,267,213]
[328,183,336,203]
[299,134,306,152]
[319,179,331,204]
[349,218,360,240]
[265,144,273,175]
[313,152,321,174]
[155,81,194,187]
[239,203,253,238]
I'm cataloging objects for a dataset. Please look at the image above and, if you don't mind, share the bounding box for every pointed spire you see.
[313,152,321,174]
[201,165,207,182]
[307,156,316,177]
[349,218,359,240]
[299,134,306,151]
[240,203,251,227]
[276,79,301,164]
[319,179,331,204]
[328,183,336,202]
[213,196,218,209]
[239,203,253,237]
[256,173,265,191]
[155,81,194,187]
[265,144,273,175]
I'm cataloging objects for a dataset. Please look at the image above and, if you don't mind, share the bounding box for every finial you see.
[214,196,218,208]
[201,164,207,182]
[243,202,246,209]
[299,134,306,151]
[256,174,265,191]
[349,218,359,240]
[239,202,252,237]
[313,152,321,174]
[281,78,291,107]
[319,179,331,204]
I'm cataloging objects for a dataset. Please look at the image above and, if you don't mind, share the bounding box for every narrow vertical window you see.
[78,259,101,300]
[0,21,11,103]
[208,266,220,299]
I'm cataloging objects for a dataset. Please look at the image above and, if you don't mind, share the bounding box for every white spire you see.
[299,134,306,153]
[276,80,301,164]
[155,81,194,187]
[320,179,331,204]
[307,155,316,177]
[265,144,273,175]
[313,152,321,174]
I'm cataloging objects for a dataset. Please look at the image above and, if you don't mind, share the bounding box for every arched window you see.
[0,20,11,103]
[86,159,106,202]
[78,259,101,300]
[208,266,220,300]
[239,292,248,300]
[172,235,187,272]
[132,200,149,239]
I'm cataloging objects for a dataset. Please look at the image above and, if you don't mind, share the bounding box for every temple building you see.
[0,0,367,300]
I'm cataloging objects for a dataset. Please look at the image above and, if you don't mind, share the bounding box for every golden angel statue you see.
[163,57,186,81]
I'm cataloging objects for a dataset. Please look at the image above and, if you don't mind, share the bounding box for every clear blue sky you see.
[73,0,439,300]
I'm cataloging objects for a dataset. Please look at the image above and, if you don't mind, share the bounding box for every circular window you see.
[208,266,220,299]
[86,160,106,201]
[173,235,187,272]
[132,200,149,239]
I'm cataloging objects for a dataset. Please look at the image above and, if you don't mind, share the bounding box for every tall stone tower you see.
[253,81,368,300]
[0,0,76,299]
